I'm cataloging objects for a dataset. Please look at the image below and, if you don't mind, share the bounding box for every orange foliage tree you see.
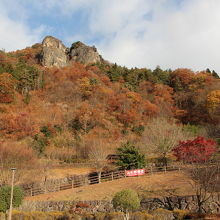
[0,111,38,139]
[0,73,17,103]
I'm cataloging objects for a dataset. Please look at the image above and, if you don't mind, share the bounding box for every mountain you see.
[0,36,219,173]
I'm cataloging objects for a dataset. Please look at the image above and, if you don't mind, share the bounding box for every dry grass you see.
[47,167,94,179]
[14,167,93,185]
[26,171,193,201]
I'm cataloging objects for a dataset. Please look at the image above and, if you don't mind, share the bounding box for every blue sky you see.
[1,0,220,74]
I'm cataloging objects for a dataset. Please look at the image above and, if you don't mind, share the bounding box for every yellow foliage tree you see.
[78,77,92,98]
[207,90,220,112]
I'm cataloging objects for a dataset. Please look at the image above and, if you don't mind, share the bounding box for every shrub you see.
[104,212,124,220]
[131,125,145,136]
[12,210,70,220]
[130,211,153,220]
[89,78,97,85]
[79,213,94,220]
[94,212,106,220]
[67,213,81,220]
[28,210,47,220]
[152,208,174,220]
[0,212,6,220]
[173,209,189,220]
[11,210,26,220]
[182,124,203,137]
[112,189,140,212]
[117,142,146,170]
[32,134,48,155]
[40,125,53,137]
[0,186,24,213]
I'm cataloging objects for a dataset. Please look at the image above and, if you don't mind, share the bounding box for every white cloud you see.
[88,0,220,73]
[0,15,45,51]
[47,0,220,72]
[1,0,220,73]
[0,0,44,51]
[88,0,150,35]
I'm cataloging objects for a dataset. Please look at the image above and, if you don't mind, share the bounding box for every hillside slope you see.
[0,36,219,186]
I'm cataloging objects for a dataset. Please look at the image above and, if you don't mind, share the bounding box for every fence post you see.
[111,172,114,181]
[85,175,89,185]
[30,188,33,197]
[71,179,74,188]
[150,166,153,175]
[98,172,101,184]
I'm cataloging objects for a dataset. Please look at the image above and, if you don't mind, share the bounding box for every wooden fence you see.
[22,165,181,197]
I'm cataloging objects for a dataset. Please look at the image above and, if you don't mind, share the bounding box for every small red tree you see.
[173,136,217,163]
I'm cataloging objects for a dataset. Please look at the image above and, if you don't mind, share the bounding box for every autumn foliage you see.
[0,141,37,168]
[173,136,217,163]
[0,44,219,168]
[0,73,16,103]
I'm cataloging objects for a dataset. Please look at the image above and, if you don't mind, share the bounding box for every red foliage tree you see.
[173,136,217,163]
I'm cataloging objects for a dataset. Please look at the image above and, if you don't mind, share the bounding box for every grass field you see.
[26,171,194,201]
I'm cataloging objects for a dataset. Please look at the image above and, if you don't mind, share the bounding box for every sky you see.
[1,0,220,73]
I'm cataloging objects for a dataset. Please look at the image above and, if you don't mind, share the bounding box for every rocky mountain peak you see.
[41,36,102,68]
[69,41,101,64]
[42,36,66,49]
[41,36,68,68]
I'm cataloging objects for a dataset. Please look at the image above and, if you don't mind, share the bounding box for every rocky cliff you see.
[41,36,102,68]
[41,36,68,67]
[69,41,101,64]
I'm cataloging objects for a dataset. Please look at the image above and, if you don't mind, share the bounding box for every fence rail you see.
[22,166,181,197]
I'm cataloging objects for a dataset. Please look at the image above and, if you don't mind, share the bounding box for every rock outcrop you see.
[41,36,102,67]
[41,36,68,68]
[69,41,101,65]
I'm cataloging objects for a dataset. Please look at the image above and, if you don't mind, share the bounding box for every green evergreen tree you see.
[117,142,146,170]
[212,70,219,79]
[206,68,211,73]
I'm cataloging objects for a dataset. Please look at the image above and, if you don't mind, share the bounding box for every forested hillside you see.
[0,37,219,174]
